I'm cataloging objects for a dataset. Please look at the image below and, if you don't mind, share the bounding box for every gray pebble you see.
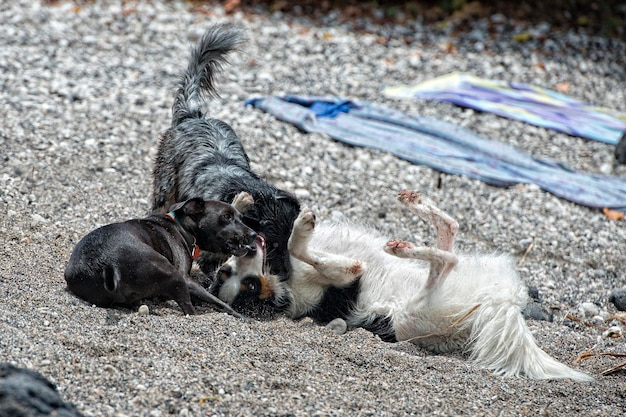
[325,318,348,335]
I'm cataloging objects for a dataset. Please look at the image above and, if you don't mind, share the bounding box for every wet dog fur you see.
[151,24,300,281]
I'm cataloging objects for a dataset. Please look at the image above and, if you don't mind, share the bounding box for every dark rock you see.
[522,301,554,322]
[609,288,626,311]
[0,363,84,417]
[526,285,541,302]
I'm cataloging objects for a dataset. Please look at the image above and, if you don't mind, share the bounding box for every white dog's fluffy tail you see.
[408,254,593,381]
[468,299,592,381]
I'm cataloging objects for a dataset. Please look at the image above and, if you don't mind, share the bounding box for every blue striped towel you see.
[383,72,626,145]
[247,96,626,211]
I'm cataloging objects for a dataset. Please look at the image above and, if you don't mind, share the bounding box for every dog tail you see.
[172,24,246,126]
[467,281,593,381]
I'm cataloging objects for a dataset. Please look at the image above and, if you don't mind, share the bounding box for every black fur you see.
[289,280,396,342]
[152,24,300,279]
[306,282,360,324]
[64,198,254,317]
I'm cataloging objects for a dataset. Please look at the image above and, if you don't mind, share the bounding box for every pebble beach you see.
[1,1,625,415]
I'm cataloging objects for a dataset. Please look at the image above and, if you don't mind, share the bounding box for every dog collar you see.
[166,212,200,260]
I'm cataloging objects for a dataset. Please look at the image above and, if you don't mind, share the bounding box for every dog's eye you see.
[247,281,257,292]
[221,213,233,223]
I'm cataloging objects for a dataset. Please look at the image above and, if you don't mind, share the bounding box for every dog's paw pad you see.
[385,240,413,255]
[348,260,365,276]
[398,190,421,205]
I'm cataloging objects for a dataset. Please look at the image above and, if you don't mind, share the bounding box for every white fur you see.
[219,194,592,381]
[291,219,592,381]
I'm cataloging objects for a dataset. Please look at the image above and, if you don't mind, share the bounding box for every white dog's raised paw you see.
[295,209,316,234]
[231,191,254,213]
[397,189,422,205]
[384,239,414,256]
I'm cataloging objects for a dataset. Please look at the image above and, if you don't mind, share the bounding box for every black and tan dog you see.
[151,24,300,281]
[64,194,256,317]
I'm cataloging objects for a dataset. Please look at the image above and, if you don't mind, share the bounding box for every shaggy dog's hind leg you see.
[397,190,458,253]
[385,240,457,291]
[391,190,459,290]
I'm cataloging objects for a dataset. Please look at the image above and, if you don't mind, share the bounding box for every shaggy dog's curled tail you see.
[172,24,246,127]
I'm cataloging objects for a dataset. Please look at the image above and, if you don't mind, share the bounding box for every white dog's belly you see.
[310,223,527,353]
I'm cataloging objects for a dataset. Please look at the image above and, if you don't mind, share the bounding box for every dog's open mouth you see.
[228,234,264,257]
[250,234,265,258]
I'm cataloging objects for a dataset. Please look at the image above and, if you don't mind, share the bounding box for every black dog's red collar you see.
[166,212,200,259]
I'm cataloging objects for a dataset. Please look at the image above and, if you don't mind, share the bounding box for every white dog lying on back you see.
[214,190,592,381]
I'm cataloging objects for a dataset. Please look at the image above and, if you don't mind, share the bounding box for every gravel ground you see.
[1,1,626,416]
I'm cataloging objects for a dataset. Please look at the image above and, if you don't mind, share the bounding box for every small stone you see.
[609,288,626,311]
[294,188,311,199]
[325,318,347,335]
[138,305,149,316]
[579,302,599,317]
[522,302,553,322]
[31,214,49,225]
[602,326,623,338]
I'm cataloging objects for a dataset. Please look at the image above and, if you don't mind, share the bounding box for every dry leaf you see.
[513,32,532,42]
[375,36,388,45]
[555,82,571,93]
[223,0,241,14]
[603,207,625,221]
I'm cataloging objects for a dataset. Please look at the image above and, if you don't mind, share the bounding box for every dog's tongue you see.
[256,234,265,251]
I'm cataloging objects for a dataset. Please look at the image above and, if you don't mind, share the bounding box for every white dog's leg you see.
[397,190,458,252]
[288,209,365,285]
[385,190,459,290]
[385,239,457,291]
[231,191,254,213]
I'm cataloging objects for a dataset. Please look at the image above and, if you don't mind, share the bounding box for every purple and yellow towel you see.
[383,72,626,145]
[247,96,626,211]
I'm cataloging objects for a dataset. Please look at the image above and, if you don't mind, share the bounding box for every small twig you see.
[574,348,626,376]
[400,304,481,343]
[564,313,609,330]
[601,360,626,376]
[517,239,534,267]
[575,351,626,363]
[605,312,626,325]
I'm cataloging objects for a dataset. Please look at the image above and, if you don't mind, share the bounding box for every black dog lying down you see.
[64,194,256,317]
[151,24,300,280]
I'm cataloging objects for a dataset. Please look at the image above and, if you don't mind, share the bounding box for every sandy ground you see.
[1,1,625,416]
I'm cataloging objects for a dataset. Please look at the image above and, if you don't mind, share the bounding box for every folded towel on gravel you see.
[247,96,626,211]
[383,72,626,145]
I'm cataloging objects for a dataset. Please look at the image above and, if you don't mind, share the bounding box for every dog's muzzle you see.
[226,232,259,257]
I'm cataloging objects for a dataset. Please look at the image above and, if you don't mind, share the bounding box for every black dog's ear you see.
[275,190,299,204]
[170,198,205,215]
